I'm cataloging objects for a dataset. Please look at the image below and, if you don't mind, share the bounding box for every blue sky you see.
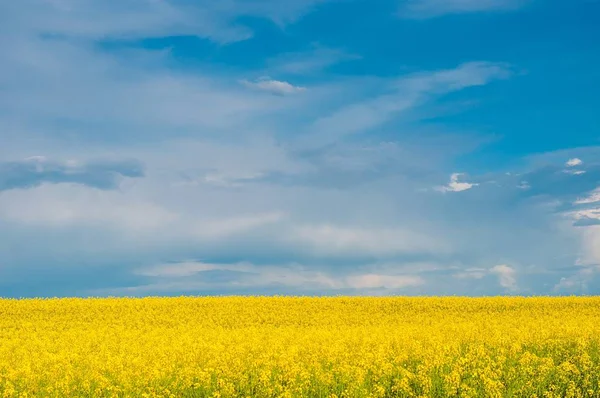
[1,0,599,297]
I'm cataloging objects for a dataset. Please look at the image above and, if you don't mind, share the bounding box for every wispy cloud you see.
[290,224,450,258]
[564,169,587,176]
[0,38,287,138]
[453,268,487,279]
[191,212,287,239]
[345,274,424,289]
[575,188,600,205]
[399,0,528,19]
[267,45,361,75]
[200,171,265,187]
[0,183,176,231]
[241,77,307,95]
[0,157,144,191]
[137,261,256,278]
[570,208,600,227]
[126,260,425,294]
[300,62,511,148]
[1,0,330,44]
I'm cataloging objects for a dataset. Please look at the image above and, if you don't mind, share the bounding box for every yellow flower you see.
[0,297,599,397]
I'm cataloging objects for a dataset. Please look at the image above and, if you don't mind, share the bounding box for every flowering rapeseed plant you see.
[1,297,599,397]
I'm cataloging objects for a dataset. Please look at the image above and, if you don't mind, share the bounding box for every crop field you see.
[1,297,600,397]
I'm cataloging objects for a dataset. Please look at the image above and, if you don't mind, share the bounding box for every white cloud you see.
[0,181,286,242]
[0,156,144,191]
[398,62,512,93]
[455,266,524,290]
[202,171,264,187]
[290,224,449,257]
[566,207,600,228]
[0,38,290,136]
[571,208,600,221]
[346,274,424,289]
[267,46,361,75]
[575,188,600,205]
[436,173,478,193]
[490,264,517,291]
[580,227,600,266]
[453,267,487,279]
[23,155,47,163]
[554,267,595,293]
[301,62,511,149]
[192,212,286,239]
[566,158,583,167]
[1,0,329,44]
[368,261,447,275]
[562,158,586,175]
[563,169,586,175]
[241,78,307,95]
[137,261,255,277]
[400,0,527,19]
[565,189,600,227]
[157,139,310,186]
[132,261,424,293]
[0,183,177,231]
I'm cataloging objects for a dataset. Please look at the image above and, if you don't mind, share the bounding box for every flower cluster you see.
[1,297,600,397]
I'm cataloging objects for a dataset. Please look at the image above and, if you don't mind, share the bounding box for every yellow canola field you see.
[1,297,600,397]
